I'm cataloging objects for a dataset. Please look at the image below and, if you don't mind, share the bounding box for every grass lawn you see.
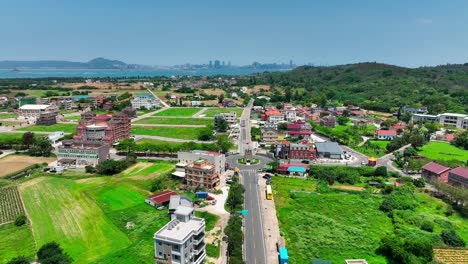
[354,140,391,158]
[0,133,40,145]
[195,211,220,232]
[18,123,76,133]
[64,115,81,122]
[133,117,211,126]
[369,140,391,148]
[0,224,36,264]
[272,177,391,264]
[59,109,76,114]
[203,107,243,117]
[132,126,206,140]
[0,113,18,119]
[20,177,131,263]
[418,141,468,162]
[153,108,202,117]
[206,242,220,258]
[122,161,174,179]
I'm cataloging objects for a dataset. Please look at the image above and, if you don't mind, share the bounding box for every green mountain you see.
[258,62,468,114]
[0,57,128,69]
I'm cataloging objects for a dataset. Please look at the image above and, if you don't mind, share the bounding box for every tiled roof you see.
[377,130,397,136]
[422,162,450,174]
[450,167,468,179]
[147,190,177,204]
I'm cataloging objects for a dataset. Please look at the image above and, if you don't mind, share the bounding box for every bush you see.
[413,178,426,188]
[420,220,434,232]
[375,166,388,177]
[441,230,466,247]
[380,186,419,213]
[37,242,72,264]
[7,256,30,264]
[14,215,27,226]
[150,178,163,192]
[85,165,96,173]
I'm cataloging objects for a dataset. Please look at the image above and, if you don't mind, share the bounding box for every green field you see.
[418,141,468,162]
[203,108,243,117]
[122,161,175,178]
[0,132,41,145]
[153,108,202,117]
[64,115,81,122]
[272,177,468,264]
[0,121,23,127]
[132,126,206,140]
[18,123,76,133]
[354,140,391,158]
[0,224,36,264]
[369,140,391,148]
[0,113,18,119]
[133,117,211,126]
[59,110,76,115]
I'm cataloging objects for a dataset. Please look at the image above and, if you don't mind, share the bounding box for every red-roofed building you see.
[275,142,316,160]
[422,162,451,183]
[376,130,397,140]
[448,167,468,187]
[145,190,177,207]
[277,163,309,174]
[74,111,131,145]
[264,109,283,123]
[390,125,406,131]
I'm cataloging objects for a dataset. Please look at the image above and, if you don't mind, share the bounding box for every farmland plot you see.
[0,186,25,225]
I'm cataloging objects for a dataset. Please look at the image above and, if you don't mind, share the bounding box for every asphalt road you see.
[226,155,272,264]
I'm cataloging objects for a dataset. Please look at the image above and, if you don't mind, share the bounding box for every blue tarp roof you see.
[288,166,306,173]
[72,95,89,100]
[136,94,153,98]
[279,247,288,260]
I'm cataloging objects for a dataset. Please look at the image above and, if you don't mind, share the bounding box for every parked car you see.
[211,200,217,205]
[301,160,310,164]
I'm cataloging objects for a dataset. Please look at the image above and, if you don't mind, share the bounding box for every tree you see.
[420,220,434,232]
[441,230,466,247]
[284,87,292,102]
[14,215,27,226]
[198,126,215,141]
[37,242,72,264]
[216,118,228,132]
[22,132,35,149]
[85,165,96,173]
[451,130,468,150]
[403,146,418,157]
[409,134,425,149]
[150,178,164,192]
[216,135,233,153]
[337,116,350,126]
[7,256,30,264]
[28,137,53,157]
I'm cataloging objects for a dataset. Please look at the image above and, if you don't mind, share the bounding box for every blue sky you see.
[1,0,468,67]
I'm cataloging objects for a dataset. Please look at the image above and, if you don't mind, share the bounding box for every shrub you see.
[380,186,419,213]
[37,242,72,264]
[14,215,27,226]
[441,230,466,247]
[85,165,96,173]
[420,220,434,232]
[7,256,30,264]
[375,166,388,177]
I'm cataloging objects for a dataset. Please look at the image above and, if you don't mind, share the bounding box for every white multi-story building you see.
[153,207,206,264]
[18,104,58,118]
[177,150,226,174]
[131,94,160,109]
[411,113,468,129]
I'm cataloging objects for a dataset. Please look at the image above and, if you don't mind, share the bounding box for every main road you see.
[227,98,270,264]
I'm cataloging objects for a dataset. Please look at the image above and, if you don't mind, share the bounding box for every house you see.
[263,109,283,123]
[145,190,177,207]
[448,167,468,187]
[422,162,451,183]
[240,86,248,93]
[153,206,206,264]
[222,98,236,107]
[401,106,428,115]
[320,115,336,128]
[376,130,397,140]
[277,163,309,176]
[390,125,406,132]
[231,92,238,98]
[168,195,193,216]
[287,120,312,138]
[275,142,316,160]
[191,101,202,107]
[185,159,220,189]
[315,142,344,159]
[260,128,279,145]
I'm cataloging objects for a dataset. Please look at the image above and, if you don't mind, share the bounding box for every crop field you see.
[133,117,211,126]
[153,108,202,117]
[0,155,54,178]
[418,141,468,162]
[20,177,131,263]
[203,107,243,117]
[0,121,23,127]
[132,126,206,140]
[0,224,36,264]
[122,161,174,179]
[434,248,468,264]
[0,186,25,225]
[17,123,76,133]
[0,113,18,119]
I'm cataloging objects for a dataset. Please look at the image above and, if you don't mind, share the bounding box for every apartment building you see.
[36,111,57,125]
[154,206,206,264]
[261,128,279,145]
[411,112,468,129]
[18,104,58,118]
[275,142,316,160]
[74,111,131,145]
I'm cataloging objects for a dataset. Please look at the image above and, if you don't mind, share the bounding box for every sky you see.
[1,0,468,67]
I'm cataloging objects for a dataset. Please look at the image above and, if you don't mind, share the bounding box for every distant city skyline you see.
[1,0,468,67]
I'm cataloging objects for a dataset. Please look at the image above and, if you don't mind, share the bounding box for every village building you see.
[184,159,220,189]
[277,163,309,177]
[260,128,279,145]
[56,140,110,168]
[36,111,58,125]
[145,190,178,207]
[422,162,451,183]
[275,142,316,160]
[131,94,160,109]
[320,115,336,128]
[315,142,344,159]
[177,150,226,174]
[448,167,468,187]
[74,111,131,145]
[376,130,397,140]
[18,104,58,118]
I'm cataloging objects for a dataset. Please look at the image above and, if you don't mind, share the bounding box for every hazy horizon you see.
[2,0,468,67]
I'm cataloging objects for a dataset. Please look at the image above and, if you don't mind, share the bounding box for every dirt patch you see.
[0,155,55,178]
[330,185,364,191]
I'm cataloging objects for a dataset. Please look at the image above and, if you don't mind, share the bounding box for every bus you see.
[266,185,273,200]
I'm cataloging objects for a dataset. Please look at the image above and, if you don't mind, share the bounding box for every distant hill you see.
[255,62,468,114]
[0,57,130,69]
